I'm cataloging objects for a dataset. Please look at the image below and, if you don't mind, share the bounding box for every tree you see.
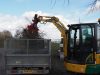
[0,30,12,48]
[51,0,100,11]
[90,0,100,11]
[0,30,12,40]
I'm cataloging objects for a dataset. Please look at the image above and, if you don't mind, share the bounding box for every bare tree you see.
[89,0,100,12]
[50,0,69,8]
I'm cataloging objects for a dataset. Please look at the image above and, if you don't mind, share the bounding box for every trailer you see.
[5,39,51,75]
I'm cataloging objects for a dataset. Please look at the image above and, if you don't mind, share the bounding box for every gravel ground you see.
[50,55,68,75]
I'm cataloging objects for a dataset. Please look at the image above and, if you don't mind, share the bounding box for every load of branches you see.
[15,14,44,39]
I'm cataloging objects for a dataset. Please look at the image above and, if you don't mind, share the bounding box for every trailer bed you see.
[5,39,51,74]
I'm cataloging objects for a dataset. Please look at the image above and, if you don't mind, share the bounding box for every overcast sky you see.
[0,0,100,40]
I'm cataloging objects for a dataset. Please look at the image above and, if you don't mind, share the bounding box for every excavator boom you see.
[32,14,68,57]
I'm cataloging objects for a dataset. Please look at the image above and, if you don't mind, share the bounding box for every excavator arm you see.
[32,14,68,57]
[38,16,67,34]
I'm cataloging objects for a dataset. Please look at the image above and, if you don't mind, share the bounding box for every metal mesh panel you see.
[5,39,50,54]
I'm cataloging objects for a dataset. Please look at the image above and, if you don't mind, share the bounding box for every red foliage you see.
[27,24,38,33]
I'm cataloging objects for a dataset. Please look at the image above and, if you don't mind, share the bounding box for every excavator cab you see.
[66,23,100,74]
[67,23,96,64]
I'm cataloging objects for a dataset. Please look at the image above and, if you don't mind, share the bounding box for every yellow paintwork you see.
[64,61,86,73]
[62,34,68,56]
[96,54,100,64]
[63,53,100,73]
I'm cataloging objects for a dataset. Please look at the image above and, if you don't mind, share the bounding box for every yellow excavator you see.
[32,14,100,74]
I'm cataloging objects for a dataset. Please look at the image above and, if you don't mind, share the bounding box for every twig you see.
[51,0,56,8]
